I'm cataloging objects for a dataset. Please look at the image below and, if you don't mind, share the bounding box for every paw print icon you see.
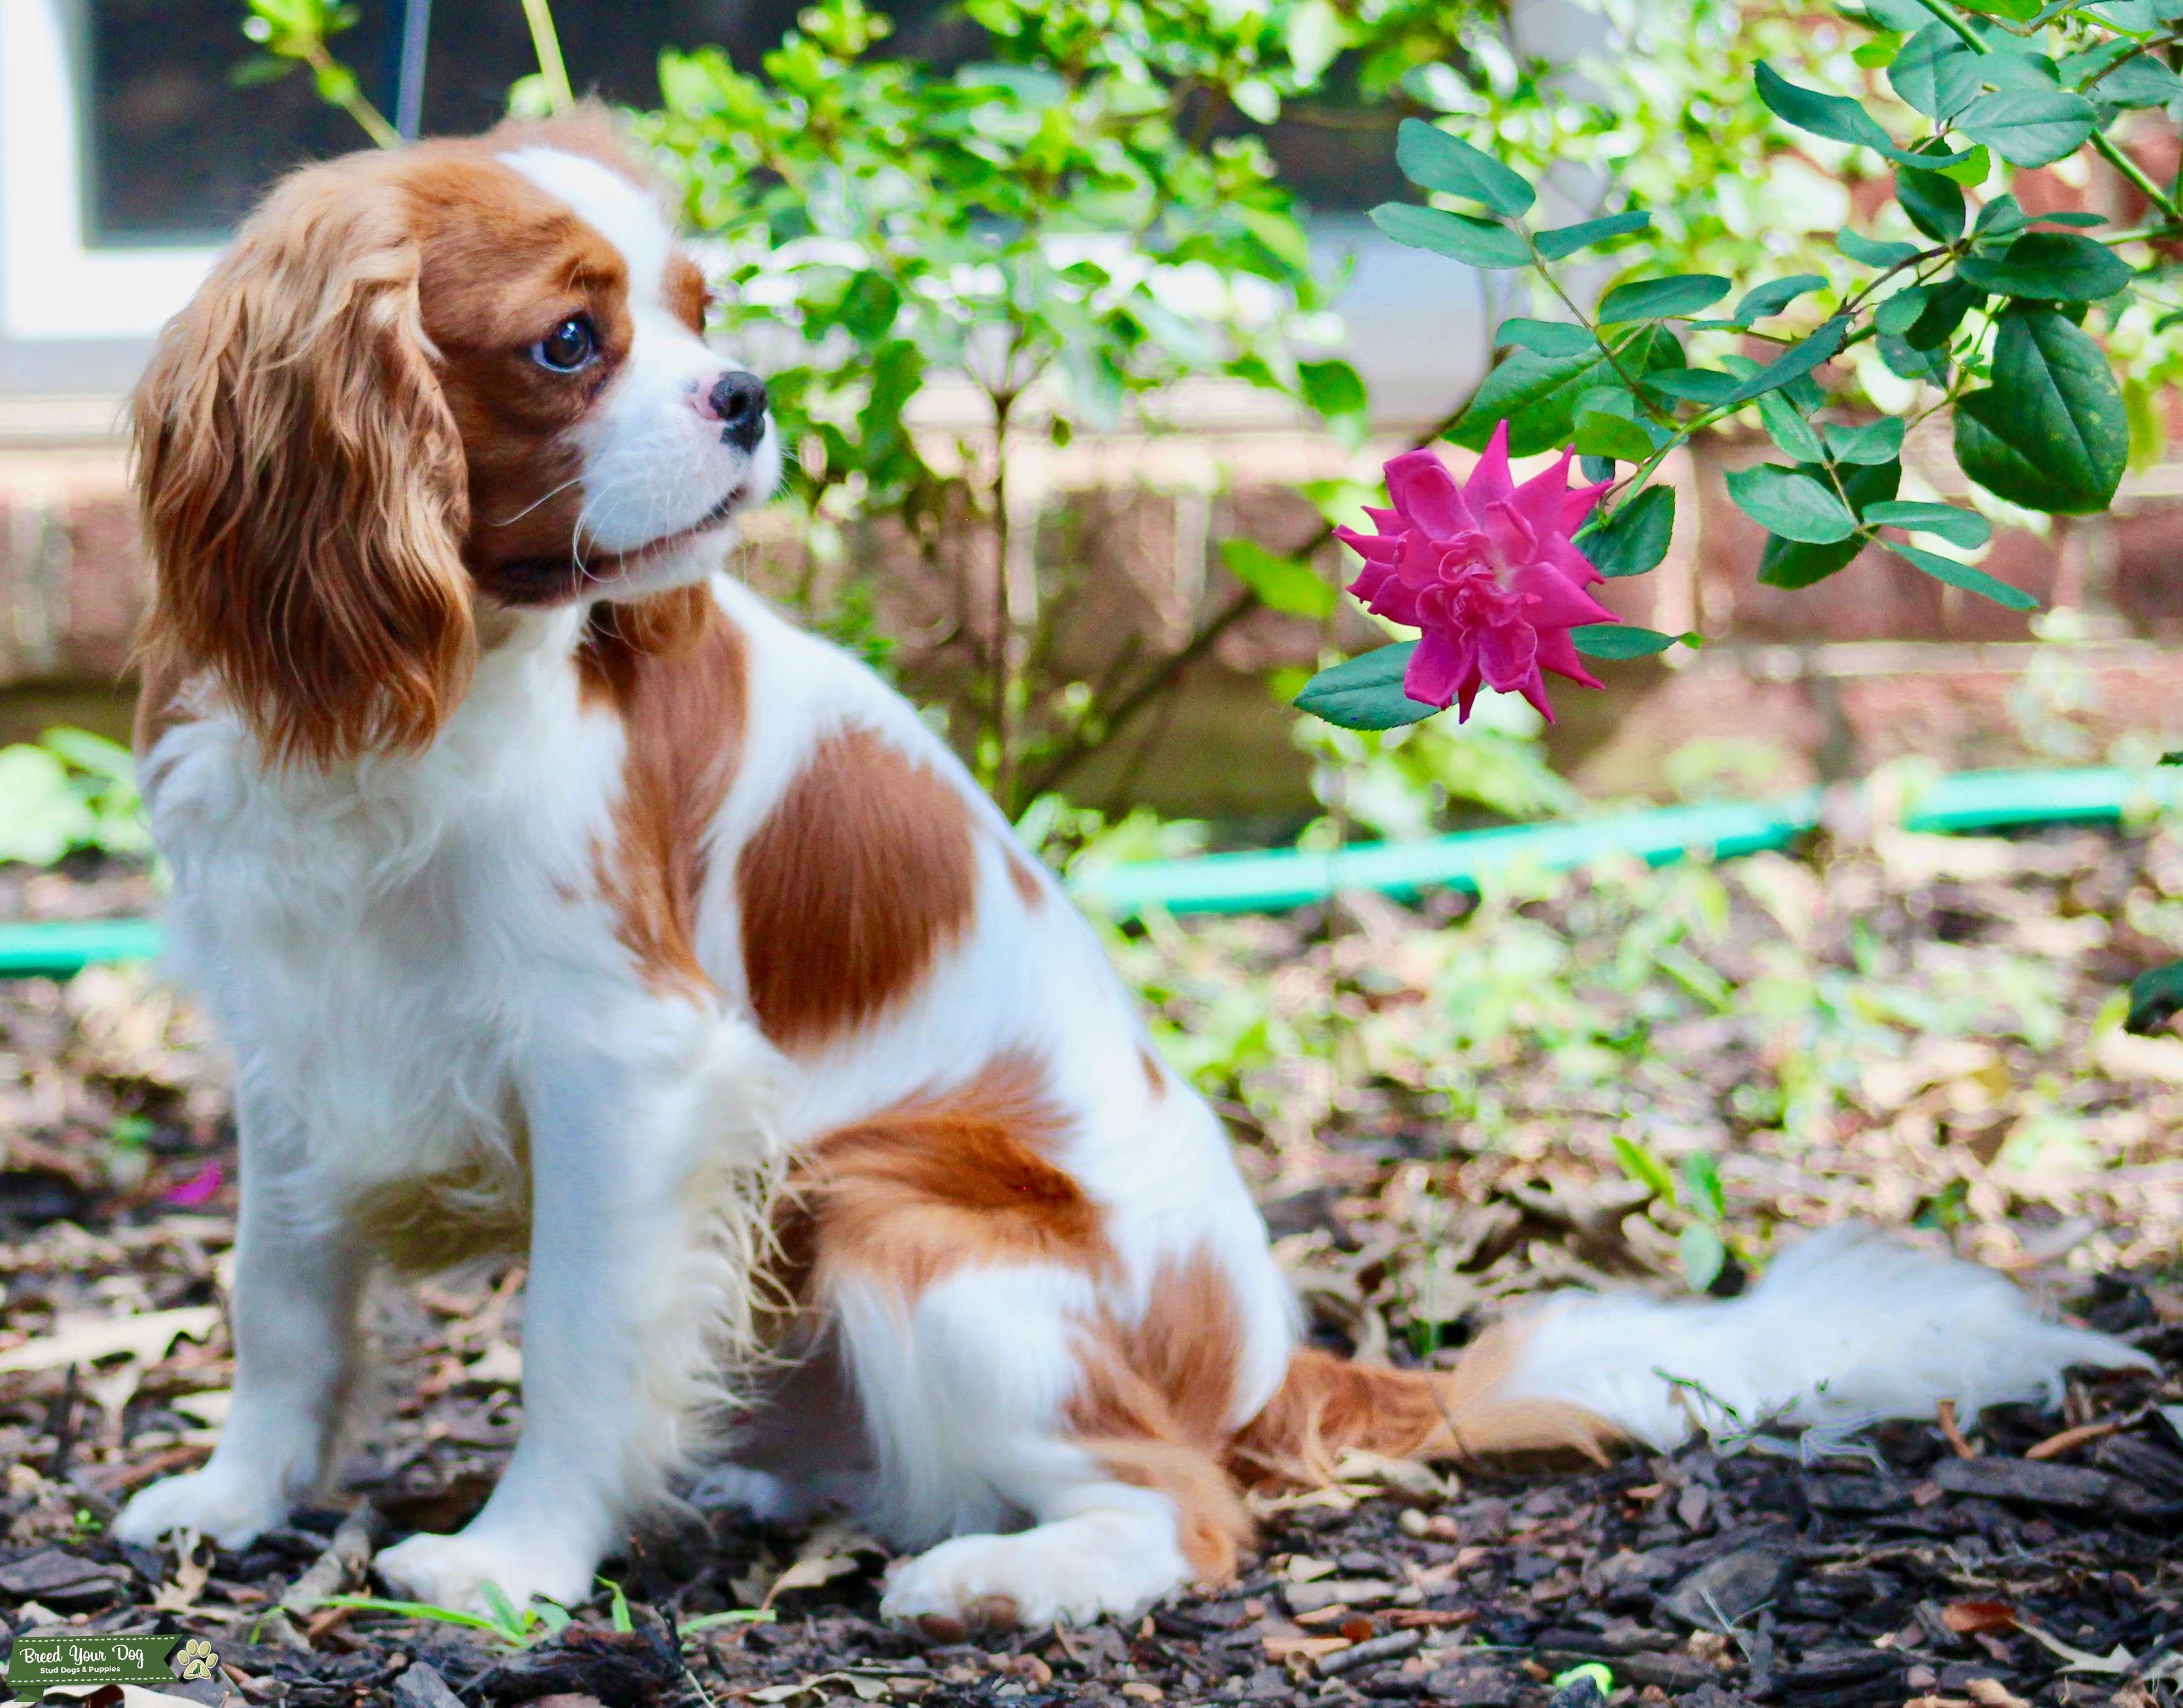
[174,1638,219,1681]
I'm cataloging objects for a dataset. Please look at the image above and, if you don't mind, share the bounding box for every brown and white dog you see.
[114,115,2146,1630]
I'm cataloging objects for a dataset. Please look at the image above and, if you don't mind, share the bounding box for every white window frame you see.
[1,0,220,343]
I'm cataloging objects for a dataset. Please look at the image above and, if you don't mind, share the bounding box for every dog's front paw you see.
[880,1525,1185,1635]
[115,1465,290,1550]
[375,1529,595,1616]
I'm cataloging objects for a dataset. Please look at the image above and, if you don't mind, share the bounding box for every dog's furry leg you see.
[377,1003,782,1612]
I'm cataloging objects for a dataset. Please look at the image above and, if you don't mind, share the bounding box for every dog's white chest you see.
[141,661,623,1186]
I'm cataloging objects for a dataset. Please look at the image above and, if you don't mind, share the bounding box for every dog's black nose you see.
[708,370,769,452]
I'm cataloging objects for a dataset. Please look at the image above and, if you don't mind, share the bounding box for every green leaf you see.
[1839,230,1921,268]
[1680,1152,1727,1222]
[1221,538,1335,618]
[1889,541,2038,610]
[1612,1135,1676,1198]
[1535,210,1652,259]
[2081,50,2183,109]
[1645,368,1742,406]
[1958,0,2041,17]
[1758,460,1900,588]
[1733,274,1828,324]
[1754,61,1970,168]
[1890,22,1983,118]
[1571,624,1688,658]
[1876,285,1934,338]
[1293,643,1438,730]
[1725,464,1859,543]
[1907,276,1984,349]
[1394,118,1535,216]
[1956,232,2133,302]
[1756,390,1825,462]
[1298,357,1369,427]
[1453,326,1683,456]
[2125,958,2183,1036]
[1976,193,2035,240]
[1370,203,1531,269]
[1597,274,1731,323]
[1726,316,1849,403]
[1498,318,1598,357]
[1823,418,1906,465]
[1863,500,1993,547]
[1574,485,1676,577]
[1680,1223,1727,1294]
[1574,410,1657,462]
[1898,166,1967,242]
[1955,89,2097,168]
[1954,307,2127,513]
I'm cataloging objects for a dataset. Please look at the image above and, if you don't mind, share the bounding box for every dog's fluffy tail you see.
[1233,1227,2151,1480]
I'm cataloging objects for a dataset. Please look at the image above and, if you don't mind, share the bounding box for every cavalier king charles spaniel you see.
[114,114,2145,1633]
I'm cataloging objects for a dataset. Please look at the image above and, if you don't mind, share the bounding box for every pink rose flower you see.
[1335,421,1621,722]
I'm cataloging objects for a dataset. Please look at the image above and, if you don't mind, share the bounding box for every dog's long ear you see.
[132,156,475,767]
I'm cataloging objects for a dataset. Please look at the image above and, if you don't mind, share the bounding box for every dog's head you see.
[132,112,777,766]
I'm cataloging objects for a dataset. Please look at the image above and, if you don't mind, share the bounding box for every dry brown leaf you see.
[1942,1601,2017,1635]
[0,1307,220,1375]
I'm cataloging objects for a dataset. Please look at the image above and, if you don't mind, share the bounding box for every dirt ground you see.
[1,825,2179,1708]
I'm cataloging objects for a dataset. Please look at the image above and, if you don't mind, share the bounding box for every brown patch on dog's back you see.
[738,727,978,1050]
[786,1052,1102,1300]
[580,594,748,994]
[1004,844,1046,910]
[1138,1045,1166,1102]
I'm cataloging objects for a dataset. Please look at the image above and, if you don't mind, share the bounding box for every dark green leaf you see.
[1574,410,1656,462]
[1957,232,2133,302]
[1759,460,1901,588]
[1880,330,1953,382]
[1535,210,1653,259]
[1898,166,1967,242]
[1757,390,1826,462]
[1877,285,1934,338]
[1976,194,2035,240]
[1645,368,1743,406]
[1839,230,1922,268]
[1222,538,1336,617]
[1574,485,1676,576]
[1862,499,1993,547]
[1824,418,1906,465]
[1725,463,1859,543]
[1498,318,1597,357]
[1955,89,2097,168]
[1908,277,1983,349]
[1597,274,1731,323]
[1727,316,1850,403]
[1453,326,1683,455]
[1890,22,1983,118]
[1370,203,1531,269]
[1889,541,2038,609]
[2125,957,2183,1035]
[1570,624,1687,658]
[1293,643,1438,729]
[1953,306,2126,513]
[1395,117,1536,216]
[1755,61,1970,167]
[2086,51,2183,108]
[1734,274,1828,324]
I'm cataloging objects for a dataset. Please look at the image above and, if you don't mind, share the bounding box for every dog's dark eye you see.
[532,317,597,373]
